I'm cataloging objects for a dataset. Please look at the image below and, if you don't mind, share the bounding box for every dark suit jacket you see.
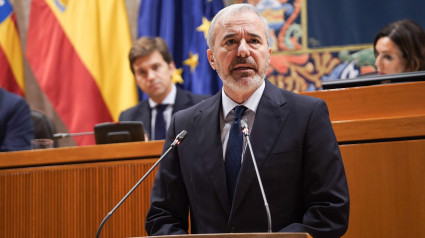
[118,87,208,139]
[0,88,34,152]
[146,80,349,238]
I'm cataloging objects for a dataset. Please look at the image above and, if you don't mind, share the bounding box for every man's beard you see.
[215,56,267,94]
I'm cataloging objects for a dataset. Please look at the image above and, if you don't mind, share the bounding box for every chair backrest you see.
[30,109,58,147]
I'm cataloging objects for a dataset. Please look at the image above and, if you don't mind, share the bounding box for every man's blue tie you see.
[225,105,247,202]
[154,104,167,140]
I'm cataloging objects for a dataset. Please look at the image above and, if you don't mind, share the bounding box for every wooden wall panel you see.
[300,81,425,121]
[0,143,161,238]
[2,140,424,238]
[301,81,425,142]
[340,139,425,238]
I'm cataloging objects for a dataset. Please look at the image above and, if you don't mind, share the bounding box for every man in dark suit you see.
[0,88,34,151]
[119,37,208,140]
[146,4,349,238]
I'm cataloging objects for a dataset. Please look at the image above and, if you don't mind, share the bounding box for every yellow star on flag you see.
[172,68,184,84]
[183,52,199,72]
[196,17,211,39]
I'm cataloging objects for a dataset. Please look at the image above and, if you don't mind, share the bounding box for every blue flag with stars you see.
[138,0,224,96]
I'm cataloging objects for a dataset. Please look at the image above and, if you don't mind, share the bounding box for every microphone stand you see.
[240,120,272,232]
[95,130,187,238]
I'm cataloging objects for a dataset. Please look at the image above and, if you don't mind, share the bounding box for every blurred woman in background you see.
[374,19,425,74]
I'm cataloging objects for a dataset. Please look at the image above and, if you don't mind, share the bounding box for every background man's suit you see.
[146,80,350,238]
[0,88,34,151]
[118,87,208,139]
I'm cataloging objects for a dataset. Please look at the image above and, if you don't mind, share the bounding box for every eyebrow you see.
[222,32,263,41]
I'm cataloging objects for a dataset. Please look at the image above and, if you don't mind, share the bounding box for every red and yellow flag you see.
[0,0,25,96]
[26,0,138,145]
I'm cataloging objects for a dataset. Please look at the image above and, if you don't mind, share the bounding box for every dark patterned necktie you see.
[154,104,167,140]
[225,105,247,202]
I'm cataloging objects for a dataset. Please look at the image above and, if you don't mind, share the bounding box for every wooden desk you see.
[0,141,163,238]
[300,81,425,143]
[301,81,425,238]
[340,139,425,238]
[1,81,425,237]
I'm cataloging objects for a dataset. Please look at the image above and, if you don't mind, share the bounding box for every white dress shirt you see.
[148,84,176,140]
[220,81,265,160]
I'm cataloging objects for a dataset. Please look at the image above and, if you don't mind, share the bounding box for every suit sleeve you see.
[1,98,34,152]
[280,99,350,238]
[145,114,190,235]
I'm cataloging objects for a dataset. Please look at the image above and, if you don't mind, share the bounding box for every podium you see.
[137,233,312,238]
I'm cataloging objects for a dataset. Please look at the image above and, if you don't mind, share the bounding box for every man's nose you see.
[146,69,155,81]
[237,39,250,57]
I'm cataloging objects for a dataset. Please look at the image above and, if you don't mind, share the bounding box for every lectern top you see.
[136,232,312,238]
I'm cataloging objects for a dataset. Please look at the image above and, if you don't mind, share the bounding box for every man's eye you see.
[225,39,236,45]
[250,39,260,44]
[137,70,147,77]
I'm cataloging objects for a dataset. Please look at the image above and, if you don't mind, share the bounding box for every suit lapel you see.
[231,81,289,214]
[139,101,152,138]
[195,93,232,214]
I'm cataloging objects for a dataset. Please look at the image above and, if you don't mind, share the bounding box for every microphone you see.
[95,130,188,238]
[170,130,187,147]
[240,120,272,232]
[53,131,94,138]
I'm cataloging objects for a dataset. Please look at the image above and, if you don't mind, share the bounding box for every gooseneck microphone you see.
[240,120,272,233]
[53,131,94,138]
[95,130,188,238]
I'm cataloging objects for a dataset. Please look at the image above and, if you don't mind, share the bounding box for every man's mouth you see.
[149,83,161,90]
[232,65,255,72]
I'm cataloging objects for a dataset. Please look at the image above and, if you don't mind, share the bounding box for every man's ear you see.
[207,49,216,70]
[169,61,176,71]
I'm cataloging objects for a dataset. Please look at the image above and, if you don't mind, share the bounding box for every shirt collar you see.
[221,80,265,119]
[149,84,176,108]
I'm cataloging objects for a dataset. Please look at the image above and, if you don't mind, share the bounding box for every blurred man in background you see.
[119,37,208,140]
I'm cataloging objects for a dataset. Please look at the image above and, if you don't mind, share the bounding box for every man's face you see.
[133,50,174,103]
[207,11,271,99]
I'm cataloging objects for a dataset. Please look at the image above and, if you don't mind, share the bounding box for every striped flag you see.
[26,0,138,145]
[0,0,25,96]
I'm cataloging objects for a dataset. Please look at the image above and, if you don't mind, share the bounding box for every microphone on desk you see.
[95,130,188,238]
[54,122,147,144]
[240,120,272,233]
[53,131,94,138]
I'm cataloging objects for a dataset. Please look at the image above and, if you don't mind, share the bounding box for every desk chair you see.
[30,109,57,147]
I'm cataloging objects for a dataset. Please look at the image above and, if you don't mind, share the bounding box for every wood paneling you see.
[300,81,425,121]
[301,81,425,142]
[0,142,162,238]
[332,115,425,142]
[0,140,163,169]
[340,139,425,238]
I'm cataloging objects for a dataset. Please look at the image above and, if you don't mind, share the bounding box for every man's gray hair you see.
[207,3,272,50]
